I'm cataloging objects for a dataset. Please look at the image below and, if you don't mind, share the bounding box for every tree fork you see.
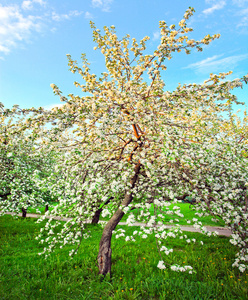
[91,197,113,224]
[97,162,141,276]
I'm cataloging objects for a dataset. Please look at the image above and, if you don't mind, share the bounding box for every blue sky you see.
[0,0,247,113]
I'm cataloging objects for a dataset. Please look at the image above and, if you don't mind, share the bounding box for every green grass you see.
[27,202,58,214]
[0,215,247,299]
[27,202,225,227]
[100,202,225,227]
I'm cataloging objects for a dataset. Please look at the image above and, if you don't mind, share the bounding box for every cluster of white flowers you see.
[170,264,193,274]
[157,260,166,269]
[126,213,136,226]
[160,246,173,255]
[101,209,111,218]
[113,228,126,239]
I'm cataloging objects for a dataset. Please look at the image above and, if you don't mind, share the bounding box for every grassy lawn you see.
[27,202,58,215]
[118,202,225,227]
[27,202,225,227]
[0,215,247,299]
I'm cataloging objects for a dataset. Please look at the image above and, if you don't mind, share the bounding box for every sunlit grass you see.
[119,202,225,227]
[27,201,58,214]
[26,201,225,227]
[1,215,247,299]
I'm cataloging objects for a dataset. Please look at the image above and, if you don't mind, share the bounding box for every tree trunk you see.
[21,207,27,218]
[97,162,141,276]
[91,208,102,224]
[45,204,49,212]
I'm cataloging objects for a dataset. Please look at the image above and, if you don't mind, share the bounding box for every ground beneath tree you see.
[2,212,232,236]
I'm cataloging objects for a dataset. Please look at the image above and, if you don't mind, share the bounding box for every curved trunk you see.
[97,163,141,276]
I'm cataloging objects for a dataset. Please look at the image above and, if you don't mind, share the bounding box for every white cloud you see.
[184,54,248,73]
[51,10,83,22]
[92,0,102,6]
[0,4,43,54]
[22,1,33,10]
[237,8,248,28]
[84,11,94,19]
[0,44,10,54]
[0,3,83,55]
[232,0,248,6]
[34,0,46,4]
[22,0,46,10]
[92,0,113,12]
[203,0,226,15]
[50,27,57,33]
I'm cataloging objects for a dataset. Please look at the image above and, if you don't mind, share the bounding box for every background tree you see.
[0,106,57,217]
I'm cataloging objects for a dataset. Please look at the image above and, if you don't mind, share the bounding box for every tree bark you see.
[21,207,27,218]
[45,204,49,212]
[91,208,102,224]
[97,162,141,276]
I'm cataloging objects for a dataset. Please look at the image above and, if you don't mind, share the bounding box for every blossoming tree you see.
[0,106,58,216]
[10,8,247,275]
